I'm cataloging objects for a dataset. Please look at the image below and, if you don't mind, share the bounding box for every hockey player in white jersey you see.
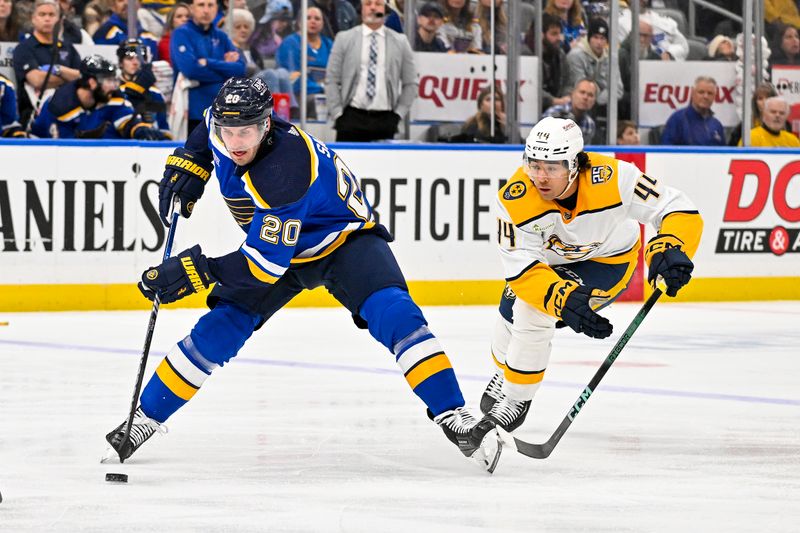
[473,116,704,439]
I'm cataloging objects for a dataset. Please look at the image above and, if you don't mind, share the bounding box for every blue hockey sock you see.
[140,303,260,422]
[140,337,216,423]
[360,288,465,416]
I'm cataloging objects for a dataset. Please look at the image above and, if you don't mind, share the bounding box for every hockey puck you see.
[105,473,128,483]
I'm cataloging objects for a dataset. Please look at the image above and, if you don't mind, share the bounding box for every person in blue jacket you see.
[0,75,26,137]
[170,0,246,132]
[276,6,333,98]
[660,76,726,146]
[32,55,166,140]
[93,0,160,59]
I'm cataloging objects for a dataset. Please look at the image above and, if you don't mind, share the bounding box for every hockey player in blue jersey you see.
[0,75,26,138]
[117,38,172,138]
[32,55,167,140]
[102,77,503,471]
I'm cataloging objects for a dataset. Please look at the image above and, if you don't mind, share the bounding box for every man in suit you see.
[325,0,417,142]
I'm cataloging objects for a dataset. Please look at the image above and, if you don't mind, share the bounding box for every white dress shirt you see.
[350,25,391,111]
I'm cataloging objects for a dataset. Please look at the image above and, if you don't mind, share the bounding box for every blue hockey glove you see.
[159,147,213,226]
[560,285,613,339]
[138,244,216,304]
[647,246,694,297]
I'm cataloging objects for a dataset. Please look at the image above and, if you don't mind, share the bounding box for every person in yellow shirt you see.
[472,116,704,441]
[741,96,800,148]
[765,0,800,32]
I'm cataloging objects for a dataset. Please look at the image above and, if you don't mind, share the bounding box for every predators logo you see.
[545,234,601,260]
[503,181,526,200]
[591,165,614,185]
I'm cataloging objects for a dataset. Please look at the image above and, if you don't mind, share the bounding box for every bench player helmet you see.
[80,54,117,81]
[211,77,273,127]
[117,38,152,64]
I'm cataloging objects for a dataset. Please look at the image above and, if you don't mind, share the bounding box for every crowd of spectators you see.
[0,0,798,147]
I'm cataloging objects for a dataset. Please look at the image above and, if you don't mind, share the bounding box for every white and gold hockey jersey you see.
[495,152,703,317]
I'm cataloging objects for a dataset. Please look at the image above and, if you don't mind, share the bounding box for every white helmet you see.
[524,116,584,173]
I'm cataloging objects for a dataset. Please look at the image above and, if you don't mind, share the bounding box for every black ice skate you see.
[101,407,167,463]
[479,372,504,415]
[480,394,532,434]
[431,407,503,473]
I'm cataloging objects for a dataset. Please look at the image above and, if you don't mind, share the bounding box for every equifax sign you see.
[716,159,800,255]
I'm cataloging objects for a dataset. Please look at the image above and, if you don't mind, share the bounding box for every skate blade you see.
[471,428,503,474]
[100,446,121,464]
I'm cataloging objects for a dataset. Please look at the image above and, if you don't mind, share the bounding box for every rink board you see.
[0,141,798,310]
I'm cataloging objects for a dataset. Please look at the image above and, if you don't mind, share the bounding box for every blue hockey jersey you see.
[31,81,137,139]
[0,75,24,137]
[185,115,375,287]
[93,13,159,59]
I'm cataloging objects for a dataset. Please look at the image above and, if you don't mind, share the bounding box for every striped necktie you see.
[366,32,378,101]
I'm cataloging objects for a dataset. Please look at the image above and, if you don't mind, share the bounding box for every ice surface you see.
[1,301,798,532]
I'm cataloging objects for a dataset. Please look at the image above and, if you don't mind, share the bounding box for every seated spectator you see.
[82,1,111,37]
[32,55,165,139]
[13,0,82,124]
[159,2,191,64]
[250,0,293,66]
[438,0,482,54]
[59,0,93,43]
[616,119,640,145]
[385,0,404,33]
[0,75,26,137]
[94,0,160,59]
[0,0,21,42]
[139,0,176,39]
[525,13,569,110]
[566,18,621,107]
[542,78,597,143]
[477,0,508,54]
[460,87,507,143]
[742,96,800,147]
[619,17,665,116]
[313,0,358,39]
[706,35,736,61]
[276,6,332,99]
[769,24,800,67]
[171,0,245,132]
[660,76,725,146]
[544,0,586,53]
[415,2,448,52]
[619,0,689,60]
[232,8,264,75]
[729,82,778,146]
[117,38,171,138]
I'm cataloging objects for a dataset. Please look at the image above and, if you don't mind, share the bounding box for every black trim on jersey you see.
[505,260,541,282]
[517,210,561,228]
[542,281,557,311]
[662,210,701,218]
[574,202,623,218]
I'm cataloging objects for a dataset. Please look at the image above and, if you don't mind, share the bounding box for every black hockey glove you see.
[159,147,213,226]
[560,285,613,339]
[647,246,694,297]
[138,244,216,304]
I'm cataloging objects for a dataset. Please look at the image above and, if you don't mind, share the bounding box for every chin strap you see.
[554,166,579,200]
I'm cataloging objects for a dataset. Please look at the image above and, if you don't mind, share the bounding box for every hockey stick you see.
[118,211,180,463]
[511,288,663,459]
